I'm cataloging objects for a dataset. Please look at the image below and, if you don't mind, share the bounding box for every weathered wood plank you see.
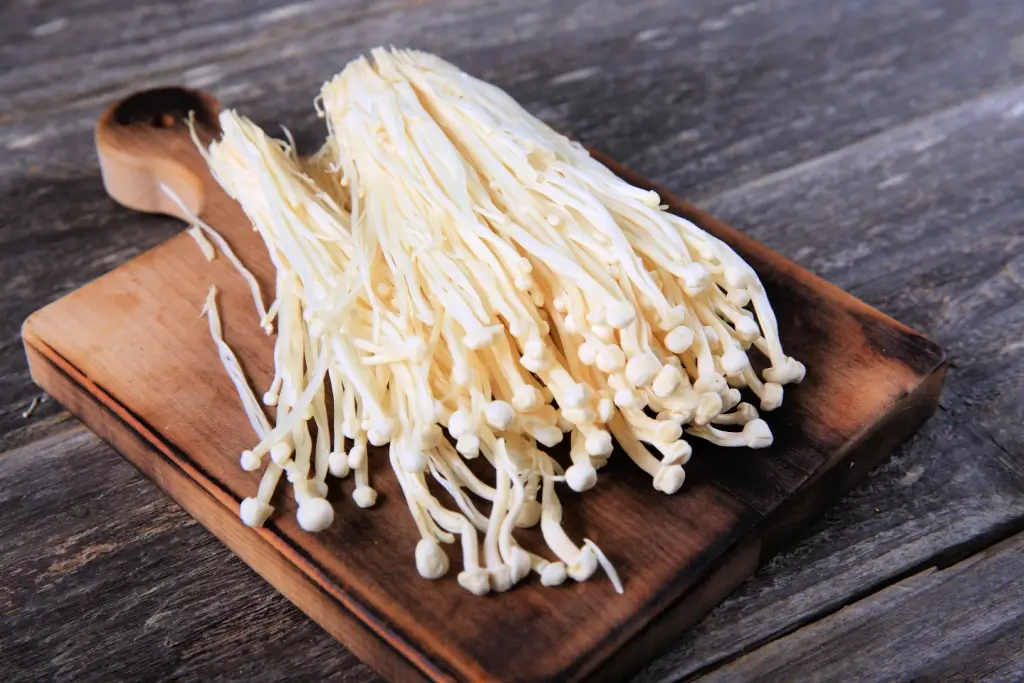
[703,84,1024,452]
[635,82,1024,683]
[4,0,1024,198]
[3,0,1023,445]
[2,83,1021,682]
[0,0,438,114]
[0,427,377,683]
[696,532,1024,683]
[1,0,1023,681]
[0,193,180,449]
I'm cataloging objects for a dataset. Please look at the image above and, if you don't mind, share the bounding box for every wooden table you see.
[1,1,1022,681]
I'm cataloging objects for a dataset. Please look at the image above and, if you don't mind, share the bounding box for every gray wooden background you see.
[1,1,1022,681]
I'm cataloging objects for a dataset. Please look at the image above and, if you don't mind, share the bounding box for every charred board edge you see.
[564,362,946,682]
[760,364,948,561]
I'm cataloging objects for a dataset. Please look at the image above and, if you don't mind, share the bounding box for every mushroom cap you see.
[584,430,614,457]
[605,301,636,328]
[652,364,682,398]
[695,392,724,425]
[721,347,750,376]
[510,547,532,583]
[625,353,661,387]
[665,325,694,353]
[734,316,760,341]
[655,419,683,443]
[722,388,743,411]
[565,463,598,492]
[347,443,367,469]
[352,486,378,508]
[568,545,599,582]
[511,386,542,412]
[269,442,293,465]
[484,400,516,430]
[415,538,450,579]
[743,418,774,449]
[239,497,274,527]
[328,451,350,477]
[596,345,626,373]
[759,382,784,412]
[489,565,514,593]
[297,497,335,532]
[540,562,568,587]
[457,568,491,596]
[532,425,563,448]
[660,440,692,467]
[456,434,481,458]
[240,450,261,472]
[653,465,686,494]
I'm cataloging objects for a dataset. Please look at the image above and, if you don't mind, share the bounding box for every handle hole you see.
[113,87,218,133]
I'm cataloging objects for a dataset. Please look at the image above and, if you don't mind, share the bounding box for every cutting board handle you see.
[96,86,222,222]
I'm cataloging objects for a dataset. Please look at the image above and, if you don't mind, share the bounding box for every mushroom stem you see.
[199,48,802,597]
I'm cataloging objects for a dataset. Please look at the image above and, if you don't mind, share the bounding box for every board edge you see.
[22,320,461,683]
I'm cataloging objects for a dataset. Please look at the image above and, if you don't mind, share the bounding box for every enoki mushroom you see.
[194,48,804,596]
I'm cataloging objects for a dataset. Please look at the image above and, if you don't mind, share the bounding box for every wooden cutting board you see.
[22,87,946,683]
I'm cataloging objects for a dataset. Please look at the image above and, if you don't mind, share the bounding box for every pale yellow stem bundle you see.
[197,48,804,596]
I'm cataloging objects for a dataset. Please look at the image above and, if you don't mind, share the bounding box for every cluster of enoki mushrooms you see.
[181,48,804,596]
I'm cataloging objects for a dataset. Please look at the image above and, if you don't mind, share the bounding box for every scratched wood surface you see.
[1,1,1022,681]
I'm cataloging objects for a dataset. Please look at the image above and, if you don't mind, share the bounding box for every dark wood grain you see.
[5,0,1024,202]
[1,0,1023,681]
[0,426,376,683]
[698,532,1024,683]
[636,80,1024,683]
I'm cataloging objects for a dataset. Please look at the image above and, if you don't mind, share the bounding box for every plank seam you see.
[678,513,1024,682]
[693,82,1024,209]
[0,0,463,122]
